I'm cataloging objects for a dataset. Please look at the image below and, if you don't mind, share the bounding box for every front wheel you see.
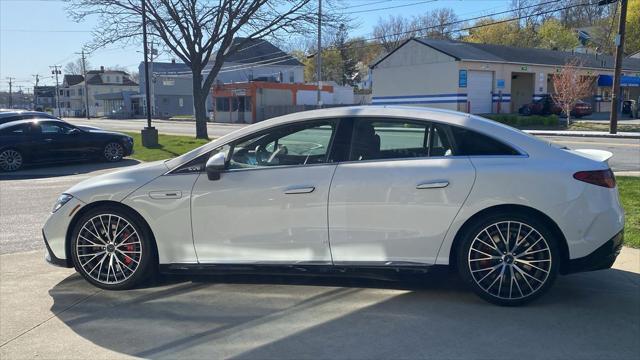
[71,206,155,290]
[457,214,559,306]
[103,142,124,162]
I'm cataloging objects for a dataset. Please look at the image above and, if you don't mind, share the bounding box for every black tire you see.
[0,148,24,172]
[70,205,155,290]
[519,107,532,116]
[456,211,560,306]
[103,142,125,162]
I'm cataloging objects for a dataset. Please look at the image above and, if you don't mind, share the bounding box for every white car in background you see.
[42,106,624,306]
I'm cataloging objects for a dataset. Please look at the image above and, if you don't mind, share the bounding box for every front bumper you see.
[43,229,73,268]
[566,230,624,274]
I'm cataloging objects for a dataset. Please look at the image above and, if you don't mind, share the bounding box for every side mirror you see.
[205,152,226,181]
[69,128,81,135]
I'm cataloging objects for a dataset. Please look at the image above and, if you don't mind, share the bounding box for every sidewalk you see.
[1,248,638,359]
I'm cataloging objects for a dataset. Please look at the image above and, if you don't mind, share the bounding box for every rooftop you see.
[372,38,640,71]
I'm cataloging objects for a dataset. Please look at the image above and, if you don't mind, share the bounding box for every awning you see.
[597,75,640,87]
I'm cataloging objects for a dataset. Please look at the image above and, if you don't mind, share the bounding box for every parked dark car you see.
[0,119,134,172]
[518,95,593,118]
[0,110,59,125]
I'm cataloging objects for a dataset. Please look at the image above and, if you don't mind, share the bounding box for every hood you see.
[65,160,168,204]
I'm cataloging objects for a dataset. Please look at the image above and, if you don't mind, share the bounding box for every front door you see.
[191,120,340,264]
[328,119,475,265]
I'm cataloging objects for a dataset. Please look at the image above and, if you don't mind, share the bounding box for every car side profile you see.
[42,106,624,305]
[0,119,134,171]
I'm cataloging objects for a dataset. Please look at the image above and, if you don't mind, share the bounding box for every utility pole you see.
[32,74,39,110]
[150,41,157,117]
[50,65,61,117]
[77,50,91,119]
[602,0,628,134]
[6,77,14,108]
[316,0,322,108]
[140,0,158,147]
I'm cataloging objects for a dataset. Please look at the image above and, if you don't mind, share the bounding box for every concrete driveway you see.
[0,248,638,359]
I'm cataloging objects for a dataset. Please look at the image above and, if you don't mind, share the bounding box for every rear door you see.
[327,119,475,265]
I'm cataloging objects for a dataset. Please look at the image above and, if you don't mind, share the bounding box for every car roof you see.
[0,118,66,130]
[0,110,56,118]
[166,105,547,170]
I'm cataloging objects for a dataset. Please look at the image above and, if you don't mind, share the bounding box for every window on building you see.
[162,78,175,86]
[289,71,295,83]
[78,88,83,96]
[178,97,184,107]
[229,121,337,169]
[216,97,230,111]
[106,75,111,82]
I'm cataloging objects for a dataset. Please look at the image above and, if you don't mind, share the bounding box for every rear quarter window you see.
[450,126,519,156]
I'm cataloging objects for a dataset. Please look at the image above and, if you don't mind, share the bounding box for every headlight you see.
[52,194,73,213]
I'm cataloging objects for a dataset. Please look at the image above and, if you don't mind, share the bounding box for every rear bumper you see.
[43,229,73,268]
[566,230,624,274]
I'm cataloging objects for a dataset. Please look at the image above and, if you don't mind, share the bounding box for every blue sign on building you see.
[459,70,468,88]
[497,79,505,88]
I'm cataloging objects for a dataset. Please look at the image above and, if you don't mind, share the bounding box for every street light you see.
[140,0,158,147]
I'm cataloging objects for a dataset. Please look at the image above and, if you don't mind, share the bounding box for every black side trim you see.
[565,230,624,274]
[160,263,449,280]
[42,229,73,268]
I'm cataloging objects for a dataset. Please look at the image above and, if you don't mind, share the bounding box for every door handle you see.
[416,180,449,189]
[148,191,182,199]
[284,186,315,194]
[43,138,53,142]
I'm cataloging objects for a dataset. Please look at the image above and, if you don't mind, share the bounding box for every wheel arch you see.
[447,204,570,274]
[65,200,159,269]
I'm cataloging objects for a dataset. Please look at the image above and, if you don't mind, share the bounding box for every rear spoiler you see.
[572,149,613,163]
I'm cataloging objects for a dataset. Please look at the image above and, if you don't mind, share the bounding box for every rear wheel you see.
[103,142,124,162]
[71,206,155,290]
[457,213,559,306]
[0,149,23,172]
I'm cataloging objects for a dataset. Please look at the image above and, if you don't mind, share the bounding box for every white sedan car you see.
[42,106,624,305]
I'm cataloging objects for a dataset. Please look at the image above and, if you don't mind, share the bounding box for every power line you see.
[343,0,438,14]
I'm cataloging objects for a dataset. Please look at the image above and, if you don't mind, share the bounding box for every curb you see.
[525,130,640,139]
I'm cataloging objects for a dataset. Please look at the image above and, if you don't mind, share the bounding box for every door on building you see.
[511,72,535,113]
[467,71,494,114]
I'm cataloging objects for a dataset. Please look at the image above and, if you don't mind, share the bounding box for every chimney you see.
[171,59,176,64]
[100,66,104,72]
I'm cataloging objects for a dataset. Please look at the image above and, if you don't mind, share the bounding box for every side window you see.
[41,122,74,134]
[229,121,337,169]
[429,124,454,157]
[171,145,231,174]
[449,126,519,156]
[40,122,65,134]
[349,119,429,161]
[0,124,28,136]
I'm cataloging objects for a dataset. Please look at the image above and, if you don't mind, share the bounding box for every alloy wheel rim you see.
[104,143,124,161]
[76,214,142,284]
[0,150,22,171]
[468,221,552,300]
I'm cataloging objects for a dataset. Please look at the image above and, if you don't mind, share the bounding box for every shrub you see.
[483,114,559,128]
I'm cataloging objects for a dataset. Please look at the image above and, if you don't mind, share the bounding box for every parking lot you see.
[1,125,639,359]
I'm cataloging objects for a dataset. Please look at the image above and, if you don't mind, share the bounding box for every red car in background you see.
[518,95,593,118]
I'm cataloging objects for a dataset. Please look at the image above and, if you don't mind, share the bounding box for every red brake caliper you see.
[121,230,134,265]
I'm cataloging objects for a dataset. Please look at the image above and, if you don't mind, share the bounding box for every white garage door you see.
[467,71,493,114]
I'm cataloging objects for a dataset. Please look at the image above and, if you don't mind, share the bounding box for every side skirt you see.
[159,263,450,280]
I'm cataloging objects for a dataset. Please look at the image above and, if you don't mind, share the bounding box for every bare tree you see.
[373,15,417,53]
[415,8,459,40]
[68,0,321,139]
[551,58,594,125]
[64,58,91,75]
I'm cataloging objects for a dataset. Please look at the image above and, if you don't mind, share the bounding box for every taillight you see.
[573,169,616,188]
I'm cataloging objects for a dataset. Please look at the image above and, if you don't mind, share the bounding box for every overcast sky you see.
[0,0,510,91]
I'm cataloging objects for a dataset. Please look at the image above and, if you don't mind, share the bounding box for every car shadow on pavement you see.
[48,268,640,359]
[0,159,141,180]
